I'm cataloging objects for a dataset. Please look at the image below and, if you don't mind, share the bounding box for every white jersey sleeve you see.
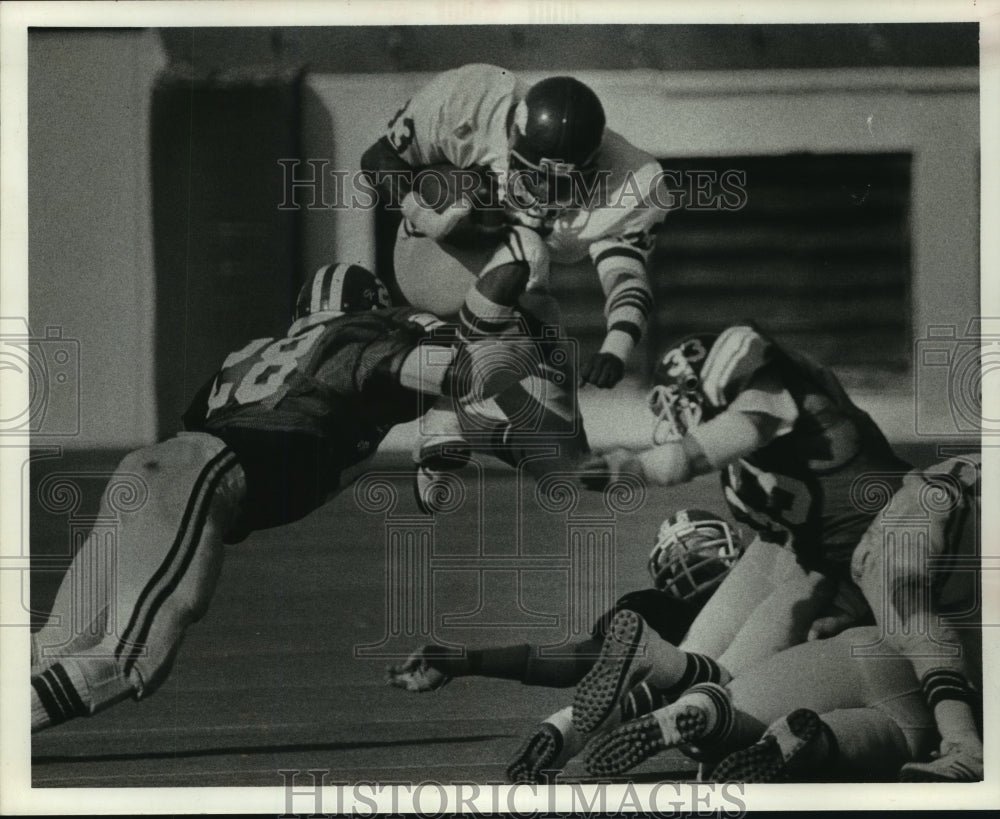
[382,64,523,172]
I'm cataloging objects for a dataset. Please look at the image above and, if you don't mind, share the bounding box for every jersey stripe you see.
[115,448,239,673]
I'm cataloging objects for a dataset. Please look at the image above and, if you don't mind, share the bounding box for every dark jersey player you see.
[575,324,981,781]
[30,263,458,732]
[570,324,912,731]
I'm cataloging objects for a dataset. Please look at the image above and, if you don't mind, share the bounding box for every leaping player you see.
[360,64,669,509]
[31,263,468,731]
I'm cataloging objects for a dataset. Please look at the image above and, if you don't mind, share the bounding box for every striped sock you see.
[31,661,90,731]
[663,652,724,702]
[681,682,734,746]
[921,669,976,709]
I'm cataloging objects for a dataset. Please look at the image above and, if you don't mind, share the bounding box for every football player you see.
[29,263,463,732]
[585,458,981,781]
[360,64,668,509]
[582,622,943,782]
[856,454,983,781]
[572,324,910,729]
[578,325,983,780]
[384,509,743,783]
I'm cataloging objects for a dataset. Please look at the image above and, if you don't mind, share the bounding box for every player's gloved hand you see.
[579,448,643,492]
[385,645,453,692]
[401,190,472,241]
[580,352,625,389]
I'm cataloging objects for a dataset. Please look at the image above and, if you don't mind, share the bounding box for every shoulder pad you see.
[700,325,771,407]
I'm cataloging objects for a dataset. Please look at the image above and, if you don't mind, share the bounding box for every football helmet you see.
[648,509,741,602]
[294,262,390,320]
[508,76,605,209]
[647,334,719,444]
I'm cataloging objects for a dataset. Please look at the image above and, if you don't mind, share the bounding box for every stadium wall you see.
[302,67,979,445]
[28,29,166,449]
[26,29,979,449]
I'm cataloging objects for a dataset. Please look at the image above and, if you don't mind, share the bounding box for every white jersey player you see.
[361,63,668,390]
[361,64,668,511]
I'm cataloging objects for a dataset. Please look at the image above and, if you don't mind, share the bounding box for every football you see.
[411,162,506,231]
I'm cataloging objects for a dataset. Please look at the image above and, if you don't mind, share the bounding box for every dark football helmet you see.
[507,76,605,209]
[294,263,390,321]
[648,509,742,602]
[647,333,719,444]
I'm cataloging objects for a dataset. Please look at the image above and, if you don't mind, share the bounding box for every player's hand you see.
[580,352,625,389]
[579,448,642,492]
[385,646,452,693]
[808,579,871,640]
[402,191,472,241]
[806,613,854,641]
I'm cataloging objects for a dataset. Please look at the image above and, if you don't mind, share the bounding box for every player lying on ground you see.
[579,324,983,780]
[361,64,669,510]
[385,510,743,693]
[582,455,981,782]
[30,262,524,732]
[383,509,743,783]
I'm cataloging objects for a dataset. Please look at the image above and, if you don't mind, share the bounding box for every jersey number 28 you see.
[205,325,326,414]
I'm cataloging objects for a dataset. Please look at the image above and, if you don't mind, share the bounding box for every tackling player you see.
[573,324,910,730]
[29,263,460,731]
[360,64,668,509]
[577,325,983,781]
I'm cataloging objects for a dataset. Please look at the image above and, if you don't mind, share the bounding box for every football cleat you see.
[899,739,983,782]
[385,646,453,693]
[711,708,830,783]
[584,701,710,776]
[572,609,680,734]
[506,707,581,784]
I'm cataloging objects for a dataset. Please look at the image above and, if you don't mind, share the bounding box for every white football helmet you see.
[647,334,718,444]
[649,509,742,602]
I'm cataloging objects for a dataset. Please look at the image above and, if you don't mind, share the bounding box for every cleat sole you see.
[572,610,644,734]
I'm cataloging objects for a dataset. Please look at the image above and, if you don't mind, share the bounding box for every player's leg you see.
[586,626,933,779]
[715,565,836,676]
[571,537,801,735]
[851,455,982,780]
[680,536,796,657]
[505,592,702,783]
[710,707,909,783]
[31,433,246,732]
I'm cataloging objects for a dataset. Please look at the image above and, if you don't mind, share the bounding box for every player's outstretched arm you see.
[581,407,769,490]
[385,640,602,693]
